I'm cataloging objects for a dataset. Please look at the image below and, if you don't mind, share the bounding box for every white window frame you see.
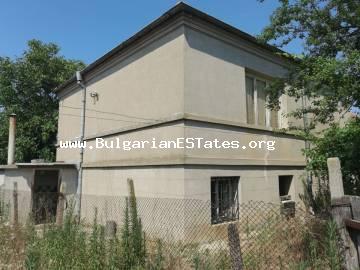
[246,74,279,128]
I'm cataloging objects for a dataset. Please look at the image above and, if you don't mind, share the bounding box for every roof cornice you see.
[55,2,292,94]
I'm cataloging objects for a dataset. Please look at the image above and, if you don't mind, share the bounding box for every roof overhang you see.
[0,162,78,170]
[54,2,293,94]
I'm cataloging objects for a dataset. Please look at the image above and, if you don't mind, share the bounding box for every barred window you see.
[211,177,239,224]
[245,75,279,128]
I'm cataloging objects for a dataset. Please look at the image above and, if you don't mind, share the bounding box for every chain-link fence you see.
[0,187,335,270]
[80,194,315,269]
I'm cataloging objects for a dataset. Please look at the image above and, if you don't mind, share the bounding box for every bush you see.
[23,179,149,270]
[296,219,343,269]
[305,119,360,196]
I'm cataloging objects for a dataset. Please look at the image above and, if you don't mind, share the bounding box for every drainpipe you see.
[75,71,86,219]
[7,114,16,165]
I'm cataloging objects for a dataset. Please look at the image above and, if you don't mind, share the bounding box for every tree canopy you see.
[260,0,360,124]
[0,40,85,163]
[260,0,360,196]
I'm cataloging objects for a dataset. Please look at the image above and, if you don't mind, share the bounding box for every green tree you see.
[260,0,360,124]
[260,0,360,197]
[305,119,360,196]
[0,39,84,163]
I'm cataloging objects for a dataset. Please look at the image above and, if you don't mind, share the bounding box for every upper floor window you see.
[246,75,278,128]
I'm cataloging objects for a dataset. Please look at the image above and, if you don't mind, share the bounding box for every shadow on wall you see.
[184,27,288,78]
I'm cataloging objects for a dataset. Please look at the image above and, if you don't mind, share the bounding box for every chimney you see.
[7,114,16,165]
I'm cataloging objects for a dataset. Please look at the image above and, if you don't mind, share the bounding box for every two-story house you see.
[56,3,306,224]
[1,3,306,236]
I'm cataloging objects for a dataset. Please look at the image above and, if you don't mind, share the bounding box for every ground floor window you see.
[211,176,239,224]
[278,175,293,201]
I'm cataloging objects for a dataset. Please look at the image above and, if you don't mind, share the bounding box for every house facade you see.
[55,3,306,229]
[0,4,306,236]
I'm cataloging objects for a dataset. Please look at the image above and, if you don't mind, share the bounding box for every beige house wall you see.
[79,165,304,240]
[183,26,289,124]
[184,165,304,203]
[79,165,304,204]
[183,120,305,166]
[55,16,307,220]
[57,119,305,167]
[57,25,186,146]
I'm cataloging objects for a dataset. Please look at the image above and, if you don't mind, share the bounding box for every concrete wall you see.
[58,122,186,165]
[57,25,186,147]
[78,165,305,240]
[54,18,307,239]
[0,169,33,223]
[184,120,305,166]
[56,119,305,167]
[0,168,78,223]
[56,20,305,167]
[80,166,186,239]
[183,165,304,203]
[183,26,289,124]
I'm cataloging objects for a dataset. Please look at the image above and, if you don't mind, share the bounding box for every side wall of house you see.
[80,166,187,240]
[182,25,306,166]
[183,120,306,166]
[58,121,186,166]
[78,165,304,240]
[57,25,186,162]
[183,25,289,124]
[184,165,304,203]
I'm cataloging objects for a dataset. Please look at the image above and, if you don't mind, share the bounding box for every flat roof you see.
[0,162,77,169]
[55,2,291,93]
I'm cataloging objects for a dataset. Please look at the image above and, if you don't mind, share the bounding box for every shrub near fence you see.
[0,186,343,269]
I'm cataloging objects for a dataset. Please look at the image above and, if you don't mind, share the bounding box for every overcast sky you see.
[0,0,303,64]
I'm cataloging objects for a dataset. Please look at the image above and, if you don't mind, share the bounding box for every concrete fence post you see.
[227,223,243,270]
[327,157,344,199]
[56,182,66,226]
[13,182,18,226]
[56,194,65,226]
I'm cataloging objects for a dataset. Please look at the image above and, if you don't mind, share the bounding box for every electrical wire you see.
[61,105,158,121]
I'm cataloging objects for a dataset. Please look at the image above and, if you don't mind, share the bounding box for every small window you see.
[279,175,293,201]
[246,76,255,124]
[256,79,267,126]
[245,75,279,128]
[211,177,239,224]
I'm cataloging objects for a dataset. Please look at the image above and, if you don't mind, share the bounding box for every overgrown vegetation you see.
[306,119,360,196]
[260,0,360,209]
[293,219,343,270]
[0,186,344,269]
[23,179,158,270]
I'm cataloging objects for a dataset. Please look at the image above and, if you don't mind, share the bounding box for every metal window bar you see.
[211,177,239,224]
